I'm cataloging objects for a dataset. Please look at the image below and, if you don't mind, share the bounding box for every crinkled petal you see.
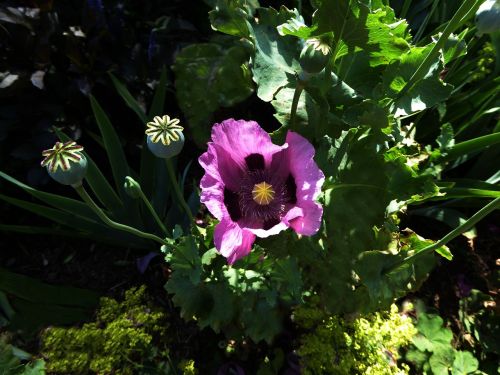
[288,201,323,236]
[214,218,256,264]
[211,119,284,169]
[199,145,227,221]
[286,131,324,203]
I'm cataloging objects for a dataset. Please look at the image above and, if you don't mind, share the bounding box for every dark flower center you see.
[223,153,297,229]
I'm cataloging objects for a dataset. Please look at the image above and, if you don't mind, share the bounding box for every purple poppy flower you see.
[199,119,324,264]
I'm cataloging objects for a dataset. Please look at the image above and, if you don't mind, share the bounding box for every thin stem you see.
[137,189,168,236]
[388,197,500,272]
[74,184,166,245]
[290,82,304,129]
[165,158,195,225]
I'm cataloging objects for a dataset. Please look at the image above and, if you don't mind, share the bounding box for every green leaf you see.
[313,0,410,65]
[249,7,302,102]
[318,128,438,312]
[440,30,468,65]
[435,245,453,261]
[452,351,479,375]
[0,171,97,219]
[380,44,453,117]
[413,313,453,352]
[89,96,131,197]
[240,299,282,343]
[109,73,148,124]
[0,193,147,248]
[173,41,253,146]
[208,0,258,38]
[164,237,202,284]
[277,14,315,38]
[0,268,99,336]
[437,123,456,151]
[429,348,455,375]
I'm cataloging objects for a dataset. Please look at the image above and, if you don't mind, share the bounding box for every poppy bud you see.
[124,176,142,199]
[299,34,332,74]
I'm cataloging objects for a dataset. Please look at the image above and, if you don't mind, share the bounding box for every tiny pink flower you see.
[199,119,324,264]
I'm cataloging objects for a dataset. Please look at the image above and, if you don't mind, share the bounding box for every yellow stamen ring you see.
[252,182,275,205]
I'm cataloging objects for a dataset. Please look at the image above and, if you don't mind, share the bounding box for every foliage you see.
[164,234,302,343]
[294,299,416,375]
[0,337,45,375]
[0,268,99,337]
[173,38,254,146]
[0,0,498,370]
[41,286,170,374]
[406,311,483,375]
[178,359,198,375]
[459,290,500,373]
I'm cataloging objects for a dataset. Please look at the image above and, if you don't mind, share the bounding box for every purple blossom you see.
[199,119,324,264]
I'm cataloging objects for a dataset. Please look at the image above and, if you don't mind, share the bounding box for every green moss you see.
[41,286,168,374]
[178,359,198,375]
[294,298,416,375]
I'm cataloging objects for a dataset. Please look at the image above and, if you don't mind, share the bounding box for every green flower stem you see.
[290,82,304,129]
[397,0,480,99]
[389,197,500,271]
[137,189,168,236]
[74,184,167,246]
[165,158,196,226]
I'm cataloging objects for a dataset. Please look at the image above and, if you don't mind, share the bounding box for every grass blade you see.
[89,95,131,195]
[109,73,148,124]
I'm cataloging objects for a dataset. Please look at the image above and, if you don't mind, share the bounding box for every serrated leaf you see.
[313,1,410,65]
[165,237,202,284]
[439,31,468,65]
[277,14,314,38]
[437,123,455,151]
[249,7,302,102]
[208,0,258,37]
[379,44,453,117]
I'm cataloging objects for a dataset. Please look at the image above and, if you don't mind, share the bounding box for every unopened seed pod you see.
[124,176,142,199]
[299,37,332,74]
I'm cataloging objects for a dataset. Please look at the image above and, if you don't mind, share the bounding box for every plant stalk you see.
[290,82,304,130]
[74,184,166,245]
[165,159,196,226]
[137,189,168,236]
